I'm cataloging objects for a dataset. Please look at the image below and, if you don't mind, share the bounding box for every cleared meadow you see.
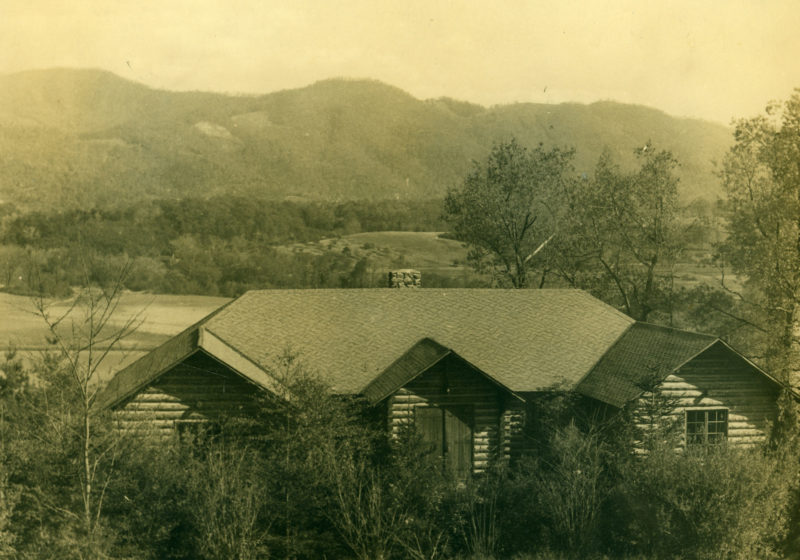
[0,292,230,382]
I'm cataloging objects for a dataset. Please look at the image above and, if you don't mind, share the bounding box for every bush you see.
[187,442,272,559]
[106,439,199,559]
[610,443,796,559]
[527,424,610,555]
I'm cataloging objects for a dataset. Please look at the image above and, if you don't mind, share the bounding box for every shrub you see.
[186,442,272,560]
[532,424,610,554]
[612,443,796,559]
[106,439,199,559]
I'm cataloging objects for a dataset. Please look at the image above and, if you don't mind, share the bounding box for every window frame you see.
[684,407,729,446]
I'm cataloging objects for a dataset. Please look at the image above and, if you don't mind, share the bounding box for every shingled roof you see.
[98,288,785,411]
[98,289,633,408]
[575,323,718,408]
[204,289,632,392]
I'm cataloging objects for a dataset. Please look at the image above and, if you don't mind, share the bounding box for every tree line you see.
[0,199,446,297]
[0,156,721,302]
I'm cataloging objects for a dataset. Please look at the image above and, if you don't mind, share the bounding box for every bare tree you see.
[29,261,141,556]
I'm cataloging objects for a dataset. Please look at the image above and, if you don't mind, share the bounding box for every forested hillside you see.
[0,69,731,210]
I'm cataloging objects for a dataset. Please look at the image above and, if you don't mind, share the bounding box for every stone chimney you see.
[388,269,421,288]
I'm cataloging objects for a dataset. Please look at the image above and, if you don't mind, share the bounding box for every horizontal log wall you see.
[112,350,262,437]
[636,343,779,448]
[501,400,525,461]
[387,355,511,473]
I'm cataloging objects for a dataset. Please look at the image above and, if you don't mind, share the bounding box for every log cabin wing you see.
[98,289,792,472]
[575,322,788,447]
[361,338,526,475]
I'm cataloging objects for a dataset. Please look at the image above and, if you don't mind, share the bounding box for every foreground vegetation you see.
[2,345,799,560]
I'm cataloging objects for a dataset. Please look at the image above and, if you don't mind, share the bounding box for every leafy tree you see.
[444,139,574,288]
[555,145,684,322]
[716,90,800,382]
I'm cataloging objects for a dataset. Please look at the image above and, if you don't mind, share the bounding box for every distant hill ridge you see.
[0,68,732,209]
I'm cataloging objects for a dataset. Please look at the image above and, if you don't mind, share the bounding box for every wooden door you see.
[415,405,473,477]
[415,406,444,462]
[445,406,473,478]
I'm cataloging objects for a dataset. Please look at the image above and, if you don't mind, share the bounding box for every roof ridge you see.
[239,288,587,292]
[632,320,718,340]
[145,295,237,351]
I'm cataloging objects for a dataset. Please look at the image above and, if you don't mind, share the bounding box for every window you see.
[685,408,728,445]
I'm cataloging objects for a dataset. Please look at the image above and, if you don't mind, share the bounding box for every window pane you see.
[687,433,704,444]
[687,419,704,444]
[708,432,724,443]
[709,422,726,435]
[687,410,704,423]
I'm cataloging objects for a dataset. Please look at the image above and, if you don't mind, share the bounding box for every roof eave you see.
[199,328,287,398]
[365,338,526,406]
[599,337,720,409]
[98,345,200,410]
[365,347,453,405]
[714,339,800,400]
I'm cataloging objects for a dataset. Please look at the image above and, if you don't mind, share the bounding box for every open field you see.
[0,292,230,349]
[0,292,230,382]
[283,231,471,275]
[281,230,480,285]
[325,231,467,268]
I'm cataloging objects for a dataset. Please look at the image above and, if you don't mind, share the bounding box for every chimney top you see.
[388,269,421,288]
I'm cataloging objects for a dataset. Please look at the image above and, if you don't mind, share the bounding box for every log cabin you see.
[97,281,789,474]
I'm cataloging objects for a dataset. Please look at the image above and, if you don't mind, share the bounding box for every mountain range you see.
[0,68,732,210]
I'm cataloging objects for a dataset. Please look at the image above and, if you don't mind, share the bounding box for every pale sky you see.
[2,0,798,124]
